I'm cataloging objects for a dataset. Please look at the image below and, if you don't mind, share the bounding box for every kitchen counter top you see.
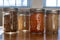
[0,30,60,40]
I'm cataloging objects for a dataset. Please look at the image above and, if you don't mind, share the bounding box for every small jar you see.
[18,10,24,31]
[46,10,59,34]
[4,33,17,40]
[3,8,18,34]
[18,9,30,32]
[30,9,44,33]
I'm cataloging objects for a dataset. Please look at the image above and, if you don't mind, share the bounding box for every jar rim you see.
[46,10,59,14]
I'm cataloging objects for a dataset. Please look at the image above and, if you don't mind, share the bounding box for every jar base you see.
[4,32,17,34]
[22,30,29,32]
[30,32,44,34]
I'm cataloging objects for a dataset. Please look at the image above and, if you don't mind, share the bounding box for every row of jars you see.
[3,8,59,34]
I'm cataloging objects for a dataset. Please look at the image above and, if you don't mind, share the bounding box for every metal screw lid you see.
[35,9,45,12]
[46,10,58,14]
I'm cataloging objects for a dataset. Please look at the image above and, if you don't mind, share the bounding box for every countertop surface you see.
[0,30,60,40]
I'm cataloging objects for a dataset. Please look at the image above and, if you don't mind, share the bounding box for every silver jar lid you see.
[9,8,18,11]
[30,8,36,12]
[3,8,10,12]
[35,9,44,12]
[46,10,58,14]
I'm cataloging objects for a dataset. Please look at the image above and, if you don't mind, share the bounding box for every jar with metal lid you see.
[18,9,30,32]
[3,8,18,34]
[30,9,44,33]
[18,10,24,31]
[46,10,59,34]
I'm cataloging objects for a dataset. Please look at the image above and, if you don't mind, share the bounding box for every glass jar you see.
[30,9,44,33]
[18,9,30,32]
[46,10,59,34]
[18,10,24,31]
[3,8,18,34]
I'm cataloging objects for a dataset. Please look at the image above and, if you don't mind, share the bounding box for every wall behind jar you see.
[31,0,43,8]
[31,0,59,10]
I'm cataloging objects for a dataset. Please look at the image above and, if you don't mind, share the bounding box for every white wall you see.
[31,0,60,10]
[31,0,43,8]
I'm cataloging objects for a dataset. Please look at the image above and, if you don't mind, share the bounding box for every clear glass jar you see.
[30,9,44,33]
[18,9,30,32]
[4,33,17,40]
[3,8,18,34]
[46,10,59,34]
[18,10,24,31]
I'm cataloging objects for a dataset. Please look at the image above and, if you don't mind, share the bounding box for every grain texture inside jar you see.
[30,9,44,33]
[46,10,59,33]
[4,8,18,32]
[4,15,11,32]
[18,10,30,31]
[18,15,24,31]
[10,11,18,32]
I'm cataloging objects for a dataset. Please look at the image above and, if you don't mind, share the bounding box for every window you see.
[44,0,60,7]
[0,0,30,8]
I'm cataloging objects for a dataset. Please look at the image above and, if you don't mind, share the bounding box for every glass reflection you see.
[30,33,44,40]
[4,33,18,40]
[46,34,58,40]
[18,32,44,40]
[0,33,4,40]
[58,27,60,40]
[18,32,30,40]
[1,31,60,40]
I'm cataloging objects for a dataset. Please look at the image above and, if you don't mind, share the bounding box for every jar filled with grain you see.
[3,8,18,34]
[18,9,30,32]
[18,10,24,31]
[46,10,59,34]
[30,9,44,33]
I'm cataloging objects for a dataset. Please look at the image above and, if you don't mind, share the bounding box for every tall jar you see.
[30,9,44,33]
[18,10,24,31]
[46,10,59,34]
[3,8,18,34]
[18,9,30,32]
